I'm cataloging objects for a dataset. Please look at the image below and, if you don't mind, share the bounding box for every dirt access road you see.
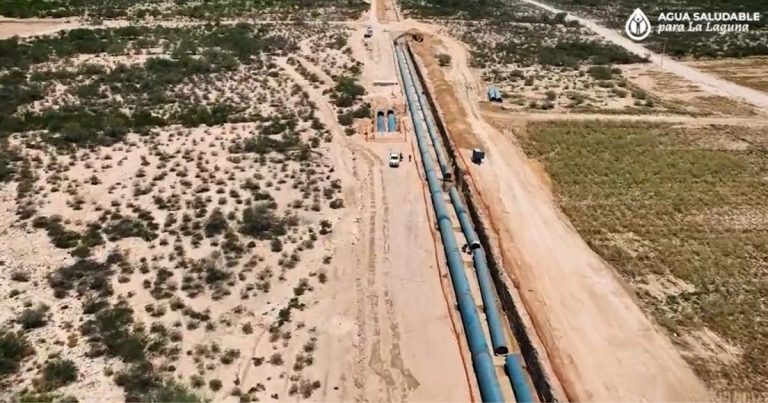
[519,0,768,111]
[408,29,711,401]
[277,9,474,401]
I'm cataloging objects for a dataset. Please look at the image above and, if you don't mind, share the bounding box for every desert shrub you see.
[0,329,32,378]
[240,205,286,239]
[329,199,344,209]
[48,259,114,298]
[15,392,78,403]
[270,237,283,252]
[17,305,48,330]
[39,359,78,391]
[437,53,452,66]
[337,112,354,126]
[209,379,223,391]
[115,362,201,402]
[32,216,80,249]
[268,353,283,366]
[333,77,365,100]
[587,65,613,80]
[204,208,228,237]
[10,270,30,282]
[190,375,204,388]
[80,302,146,362]
[538,40,644,67]
[105,217,157,241]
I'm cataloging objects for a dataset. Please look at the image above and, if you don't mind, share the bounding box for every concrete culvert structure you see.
[387,110,396,131]
[376,110,386,132]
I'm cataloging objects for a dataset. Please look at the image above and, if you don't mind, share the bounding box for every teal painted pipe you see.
[472,247,509,355]
[396,44,504,403]
[449,186,481,249]
[505,354,534,403]
[401,44,508,356]
[402,48,451,180]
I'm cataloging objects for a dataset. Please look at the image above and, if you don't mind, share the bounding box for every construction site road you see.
[408,31,711,401]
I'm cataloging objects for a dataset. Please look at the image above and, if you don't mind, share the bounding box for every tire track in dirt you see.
[373,163,416,402]
[385,290,421,398]
[364,164,397,402]
[351,152,372,401]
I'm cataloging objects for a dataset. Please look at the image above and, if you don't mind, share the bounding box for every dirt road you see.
[409,32,711,401]
[518,0,768,111]
[277,26,473,400]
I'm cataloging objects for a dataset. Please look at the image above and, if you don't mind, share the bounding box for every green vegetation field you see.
[521,121,768,392]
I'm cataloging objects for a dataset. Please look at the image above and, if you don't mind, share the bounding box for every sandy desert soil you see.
[0,5,474,402]
[0,17,80,39]
[408,31,710,401]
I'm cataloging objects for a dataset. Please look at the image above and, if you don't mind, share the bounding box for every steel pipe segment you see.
[395,44,504,403]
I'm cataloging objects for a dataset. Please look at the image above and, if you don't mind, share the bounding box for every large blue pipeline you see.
[387,110,396,132]
[402,50,451,180]
[395,44,504,403]
[505,354,534,403]
[399,44,509,357]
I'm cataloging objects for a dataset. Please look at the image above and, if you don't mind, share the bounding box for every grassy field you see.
[521,121,768,392]
[685,57,768,93]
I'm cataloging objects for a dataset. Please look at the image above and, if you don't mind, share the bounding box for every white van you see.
[388,152,400,168]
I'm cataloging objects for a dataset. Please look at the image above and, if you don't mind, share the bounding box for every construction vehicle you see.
[471,148,485,164]
[388,152,401,168]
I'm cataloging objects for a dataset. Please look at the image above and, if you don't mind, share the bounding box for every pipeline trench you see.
[393,41,547,403]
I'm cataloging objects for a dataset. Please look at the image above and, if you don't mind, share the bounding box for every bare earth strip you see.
[277,41,473,401]
[409,31,711,401]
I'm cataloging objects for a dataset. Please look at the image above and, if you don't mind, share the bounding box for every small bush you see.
[329,199,344,209]
[10,271,30,282]
[209,379,223,391]
[587,65,613,80]
[0,329,32,378]
[39,359,78,391]
[17,306,48,330]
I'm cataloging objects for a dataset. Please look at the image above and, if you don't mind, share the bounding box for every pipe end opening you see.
[494,346,510,356]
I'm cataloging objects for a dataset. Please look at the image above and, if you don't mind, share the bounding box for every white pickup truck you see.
[388,152,400,168]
